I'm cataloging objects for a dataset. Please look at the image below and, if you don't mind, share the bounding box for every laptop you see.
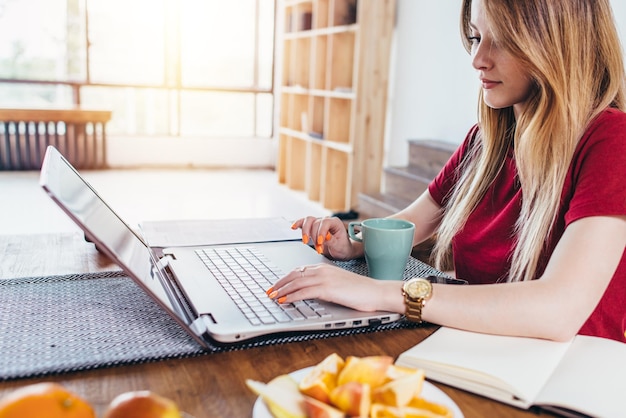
[39,146,401,347]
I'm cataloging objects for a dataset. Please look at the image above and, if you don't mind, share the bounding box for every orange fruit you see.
[371,403,453,418]
[298,353,345,403]
[0,382,95,418]
[407,396,453,417]
[302,396,344,418]
[370,404,402,418]
[372,369,425,407]
[104,390,182,418]
[336,355,393,388]
[328,381,371,417]
[383,364,421,382]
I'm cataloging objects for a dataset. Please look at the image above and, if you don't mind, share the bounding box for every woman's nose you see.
[472,42,492,70]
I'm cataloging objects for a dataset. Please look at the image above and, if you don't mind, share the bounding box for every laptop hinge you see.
[156,254,174,271]
[190,315,214,335]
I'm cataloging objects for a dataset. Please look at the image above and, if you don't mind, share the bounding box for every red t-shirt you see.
[429,108,626,343]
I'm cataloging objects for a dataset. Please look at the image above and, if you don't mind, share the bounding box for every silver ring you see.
[299,266,306,277]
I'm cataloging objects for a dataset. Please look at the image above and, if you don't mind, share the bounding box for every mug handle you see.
[348,221,363,242]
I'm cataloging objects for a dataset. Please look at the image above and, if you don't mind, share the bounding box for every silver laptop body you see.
[39,146,400,347]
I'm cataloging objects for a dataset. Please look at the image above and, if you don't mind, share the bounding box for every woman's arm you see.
[389,190,443,247]
[418,215,626,341]
[272,215,626,342]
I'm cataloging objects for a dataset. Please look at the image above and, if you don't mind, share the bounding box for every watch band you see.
[402,277,434,324]
[404,298,426,324]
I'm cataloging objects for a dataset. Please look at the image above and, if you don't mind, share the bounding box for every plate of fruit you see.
[247,353,463,418]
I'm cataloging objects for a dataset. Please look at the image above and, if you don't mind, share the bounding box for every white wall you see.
[386,0,626,167]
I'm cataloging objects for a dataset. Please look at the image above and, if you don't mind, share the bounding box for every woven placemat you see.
[0,257,444,381]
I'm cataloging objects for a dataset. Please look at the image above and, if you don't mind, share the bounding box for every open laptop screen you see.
[39,146,195,332]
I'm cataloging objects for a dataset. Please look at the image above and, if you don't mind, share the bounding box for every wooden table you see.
[0,233,551,417]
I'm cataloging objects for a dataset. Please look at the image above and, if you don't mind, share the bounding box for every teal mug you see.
[348,218,415,280]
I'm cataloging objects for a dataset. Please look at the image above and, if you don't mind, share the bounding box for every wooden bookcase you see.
[276,0,396,211]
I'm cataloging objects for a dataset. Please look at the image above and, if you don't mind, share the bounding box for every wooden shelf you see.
[277,0,396,211]
[283,24,357,40]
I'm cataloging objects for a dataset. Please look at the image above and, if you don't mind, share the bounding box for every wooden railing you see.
[0,108,112,170]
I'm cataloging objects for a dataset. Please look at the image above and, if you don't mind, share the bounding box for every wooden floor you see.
[0,168,331,235]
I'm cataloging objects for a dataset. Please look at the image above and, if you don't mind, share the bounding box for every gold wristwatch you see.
[402,277,433,323]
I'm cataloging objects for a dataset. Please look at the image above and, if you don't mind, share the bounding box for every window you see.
[0,0,275,138]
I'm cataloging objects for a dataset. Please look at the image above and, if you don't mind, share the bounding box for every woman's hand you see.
[291,216,363,260]
[266,263,405,313]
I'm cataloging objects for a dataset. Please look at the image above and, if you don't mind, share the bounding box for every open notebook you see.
[396,327,625,417]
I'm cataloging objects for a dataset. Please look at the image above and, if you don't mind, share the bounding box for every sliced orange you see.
[302,396,344,418]
[384,364,421,382]
[371,403,453,418]
[372,369,425,407]
[0,382,95,418]
[329,381,371,418]
[370,403,402,418]
[298,353,345,403]
[336,355,393,388]
[407,396,453,418]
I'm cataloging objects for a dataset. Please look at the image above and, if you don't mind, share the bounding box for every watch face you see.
[406,278,432,298]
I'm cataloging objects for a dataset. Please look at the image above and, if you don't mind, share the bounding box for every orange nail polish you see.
[277,296,287,304]
[269,290,278,299]
[316,245,322,254]
[302,234,309,244]
[291,222,298,230]
[266,286,274,295]
[326,232,332,241]
[317,235,324,245]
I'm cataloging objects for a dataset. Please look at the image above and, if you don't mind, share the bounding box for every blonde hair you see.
[432,0,626,282]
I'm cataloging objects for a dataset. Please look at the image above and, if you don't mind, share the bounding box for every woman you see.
[268,0,626,343]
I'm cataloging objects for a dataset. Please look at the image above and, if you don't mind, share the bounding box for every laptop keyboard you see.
[195,247,331,326]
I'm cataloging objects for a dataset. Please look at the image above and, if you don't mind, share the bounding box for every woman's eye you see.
[468,36,481,46]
